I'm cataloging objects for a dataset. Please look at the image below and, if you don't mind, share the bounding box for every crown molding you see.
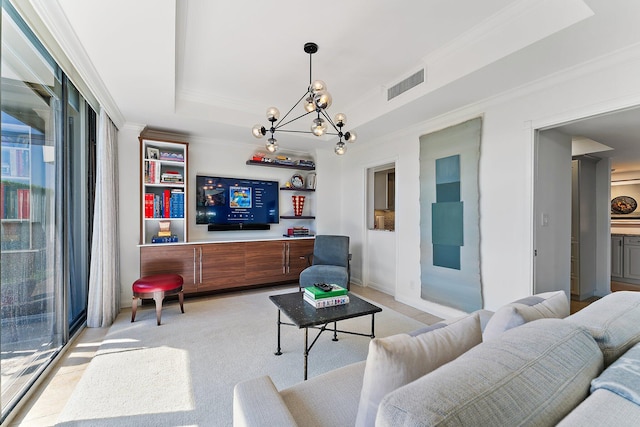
[27,0,126,128]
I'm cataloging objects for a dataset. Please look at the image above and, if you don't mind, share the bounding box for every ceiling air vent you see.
[387,69,424,101]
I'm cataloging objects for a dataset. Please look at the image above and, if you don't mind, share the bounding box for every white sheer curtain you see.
[87,108,120,327]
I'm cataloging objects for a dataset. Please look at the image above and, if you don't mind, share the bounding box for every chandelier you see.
[251,42,357,155]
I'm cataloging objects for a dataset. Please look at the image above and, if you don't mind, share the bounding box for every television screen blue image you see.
[196,175,279,225]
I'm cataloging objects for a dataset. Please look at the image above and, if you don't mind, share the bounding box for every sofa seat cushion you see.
[377,319,602,427]
[567,291,640,367]
[279,361,366,427]
[483,290,569,341]
[355,312,482,426]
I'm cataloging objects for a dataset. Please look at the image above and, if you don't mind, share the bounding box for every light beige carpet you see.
[55,286,427,426]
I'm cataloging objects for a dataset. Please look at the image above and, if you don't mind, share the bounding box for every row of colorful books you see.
[1,185,30,219]
[303,284,349,308]
[144,189,184,218]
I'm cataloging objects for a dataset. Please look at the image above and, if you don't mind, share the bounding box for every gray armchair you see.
[299,235,351,290]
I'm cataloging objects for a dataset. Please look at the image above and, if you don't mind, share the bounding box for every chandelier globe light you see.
[251,42,357,155]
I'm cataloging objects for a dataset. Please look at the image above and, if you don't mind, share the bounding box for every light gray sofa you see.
[234,291,640,426]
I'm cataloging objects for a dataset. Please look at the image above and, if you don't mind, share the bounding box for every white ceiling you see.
[26,0,640,165]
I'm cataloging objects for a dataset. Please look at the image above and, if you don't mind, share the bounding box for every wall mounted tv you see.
[196,175,279,231]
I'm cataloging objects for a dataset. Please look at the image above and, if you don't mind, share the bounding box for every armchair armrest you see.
[304,252,313,266]
[233,376,298,427]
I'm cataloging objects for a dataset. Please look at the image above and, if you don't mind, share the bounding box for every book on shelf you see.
[151,234,179,244]
[159,151,184,162]
[304,284,348,299]
[161,170,183,184]
[170,189,184,218]
[303,293,349,308]
[287,227,310,236]
[144,193,154,218]
[144,160,160,184]
[17,189,29,219]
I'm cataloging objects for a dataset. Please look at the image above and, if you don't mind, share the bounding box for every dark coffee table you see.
[269,291,382,380]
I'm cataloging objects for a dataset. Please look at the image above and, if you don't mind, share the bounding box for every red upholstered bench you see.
[131,273,184,325]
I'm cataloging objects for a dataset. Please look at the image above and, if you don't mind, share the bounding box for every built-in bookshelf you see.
[1,124,37,252]
[139,132,188,245]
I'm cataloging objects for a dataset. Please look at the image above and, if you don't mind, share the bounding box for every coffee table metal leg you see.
[371,313,376,338]
[332,321,338,341]
[275,309,282,356]
[304,327,309,380]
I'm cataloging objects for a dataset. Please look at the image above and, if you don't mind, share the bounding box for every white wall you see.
[341,47,640,317]
[117,47,640,315]
[118,125,144,306]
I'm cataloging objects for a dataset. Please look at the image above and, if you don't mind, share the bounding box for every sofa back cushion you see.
[376,319,602,427]
[483,290,569,341]
[355,312,481,427]
[567,290,640,367]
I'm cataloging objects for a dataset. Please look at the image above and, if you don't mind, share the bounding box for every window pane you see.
[66,79,93,331]
[1,4,63,418]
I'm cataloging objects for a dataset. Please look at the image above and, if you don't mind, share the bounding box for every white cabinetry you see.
[623,236,640,280]
[611,235,624,278]
[611,234,640,283]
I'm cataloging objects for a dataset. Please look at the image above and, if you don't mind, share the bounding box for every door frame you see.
[529,99,640,297]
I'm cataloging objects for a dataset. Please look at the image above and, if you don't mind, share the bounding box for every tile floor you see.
[6,284,440,426]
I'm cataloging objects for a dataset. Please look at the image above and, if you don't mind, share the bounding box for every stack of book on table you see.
[303,284,349,308]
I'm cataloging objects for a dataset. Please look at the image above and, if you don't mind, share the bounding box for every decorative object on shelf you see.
[146,146,160,160]
[292,195,305,216]
[611,196,637,214]
[291,173,304,189]
[158,220,172,237]
[251,42,357,156]
[306,172,316,190]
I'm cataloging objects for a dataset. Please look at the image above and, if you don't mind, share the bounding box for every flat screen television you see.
[196,175,279,230]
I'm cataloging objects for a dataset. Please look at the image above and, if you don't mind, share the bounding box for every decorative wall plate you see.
[291,173,304,189]
[611,196,638,214]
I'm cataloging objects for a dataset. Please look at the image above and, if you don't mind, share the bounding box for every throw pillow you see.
[354,312,481,427]
[483,290,569,341]
[590,342,640,405]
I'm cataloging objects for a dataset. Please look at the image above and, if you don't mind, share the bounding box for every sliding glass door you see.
[1,1,96,420]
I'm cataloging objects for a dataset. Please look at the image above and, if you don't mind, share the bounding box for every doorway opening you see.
[534,105,640,300]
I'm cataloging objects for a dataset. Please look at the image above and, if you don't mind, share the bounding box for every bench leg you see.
[153,291,165,326]
[131,297,138,322]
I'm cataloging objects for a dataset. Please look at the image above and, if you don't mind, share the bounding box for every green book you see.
[304,284,348,299]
